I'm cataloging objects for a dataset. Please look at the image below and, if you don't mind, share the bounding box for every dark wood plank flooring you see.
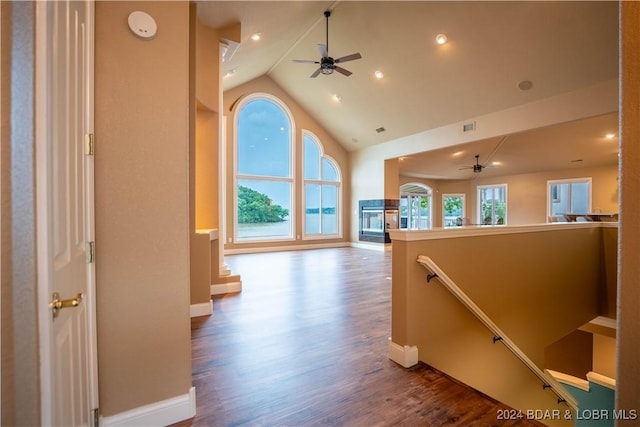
[172,247,544,427]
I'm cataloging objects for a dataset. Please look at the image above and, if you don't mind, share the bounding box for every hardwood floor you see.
[172,247,544,427]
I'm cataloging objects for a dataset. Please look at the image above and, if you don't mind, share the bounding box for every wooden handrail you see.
[416,255,578,410]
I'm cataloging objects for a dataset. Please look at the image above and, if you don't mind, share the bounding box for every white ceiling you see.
[196,1,620,178]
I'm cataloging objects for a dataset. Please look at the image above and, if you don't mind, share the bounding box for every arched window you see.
[235,95,294,241]
[303,132,341,237]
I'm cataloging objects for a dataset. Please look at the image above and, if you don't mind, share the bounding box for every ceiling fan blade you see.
[292,59,320,64]
[334,66,352,77]
[310,68,323,78]
[317,44,328,58]
[335,52,362,63]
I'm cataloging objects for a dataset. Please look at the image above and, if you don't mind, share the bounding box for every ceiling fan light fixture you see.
[292,10,362,78]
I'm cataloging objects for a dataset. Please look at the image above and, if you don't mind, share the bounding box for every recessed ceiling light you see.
[223,69,237,79]
[605,133,616,139]
[435,34,448,45]
[374,70,384,79]
[452,151,465,157]
[250,33,261,41]
[332,94,342,102]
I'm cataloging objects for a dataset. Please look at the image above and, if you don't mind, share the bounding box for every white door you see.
[36,1,98,425]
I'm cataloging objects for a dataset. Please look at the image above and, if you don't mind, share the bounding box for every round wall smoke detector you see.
[517,80,533,91]
[128,11,157,40]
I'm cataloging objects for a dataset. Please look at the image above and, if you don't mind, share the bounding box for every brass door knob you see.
[50,292,84,319]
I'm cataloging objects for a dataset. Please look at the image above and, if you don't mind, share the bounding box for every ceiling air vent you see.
[463,122,476,132]
[376,126,386,133]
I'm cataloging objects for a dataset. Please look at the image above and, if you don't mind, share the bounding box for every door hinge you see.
[85,133,95,155]
[86,241,95,264]
[92,408,100,427]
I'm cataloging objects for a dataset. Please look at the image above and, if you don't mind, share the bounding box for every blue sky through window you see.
[238,99,291,178]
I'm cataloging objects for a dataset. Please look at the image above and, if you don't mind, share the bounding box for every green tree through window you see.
[235,94,293,240]
[237,185,289,223]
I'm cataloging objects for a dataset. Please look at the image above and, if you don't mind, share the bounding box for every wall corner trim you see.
[101,386,196,426]
[388,340,419,368]
[190,301,213,318]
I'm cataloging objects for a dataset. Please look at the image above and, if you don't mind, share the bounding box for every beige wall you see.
[195,111,219,229]
[391,224,615,424]
[189,14,232,306]
[400,164,618,228]
[384,158,400,199]
[350,80,619,243]
[594,334,617,379]
[94,1,192,417]
[222,75,351,251]
[1,2,40,425]
[617,2,640,422]
[544,330,593,379]
[1,3,16,424]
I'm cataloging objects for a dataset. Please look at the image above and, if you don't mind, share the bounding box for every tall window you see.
[235,95,294,241]
[399,183,432,230]
[303,132,341,237]
[442,194,465,227]
[478,184,507,225]
[548,178,591,220]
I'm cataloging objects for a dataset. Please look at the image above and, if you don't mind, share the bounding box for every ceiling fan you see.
[460,155,496,173]
[292,10,362,78]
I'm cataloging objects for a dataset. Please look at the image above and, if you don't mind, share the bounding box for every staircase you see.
[389,222,618,427]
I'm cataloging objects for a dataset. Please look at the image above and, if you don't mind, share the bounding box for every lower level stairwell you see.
[389,222,618,427]
[544,316,620,427]
[548,370,617,427]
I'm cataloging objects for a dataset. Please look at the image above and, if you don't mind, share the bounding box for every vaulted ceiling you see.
[196,1,620,178]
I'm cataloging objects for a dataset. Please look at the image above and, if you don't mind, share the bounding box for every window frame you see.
[399,183,433,230]
[477,184,508,225]
[233,93,296,243]
[302,130,342,240]
[546,177,592,222]
[442,193,466,227]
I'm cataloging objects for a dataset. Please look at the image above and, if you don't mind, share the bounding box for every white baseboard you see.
[211,281,242,296]
[101,386,196,426]
[388,340,419,368]
[224,241,349,255]
[350,241,392,252]
[220,264,231,276]
[190,300,213,318]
